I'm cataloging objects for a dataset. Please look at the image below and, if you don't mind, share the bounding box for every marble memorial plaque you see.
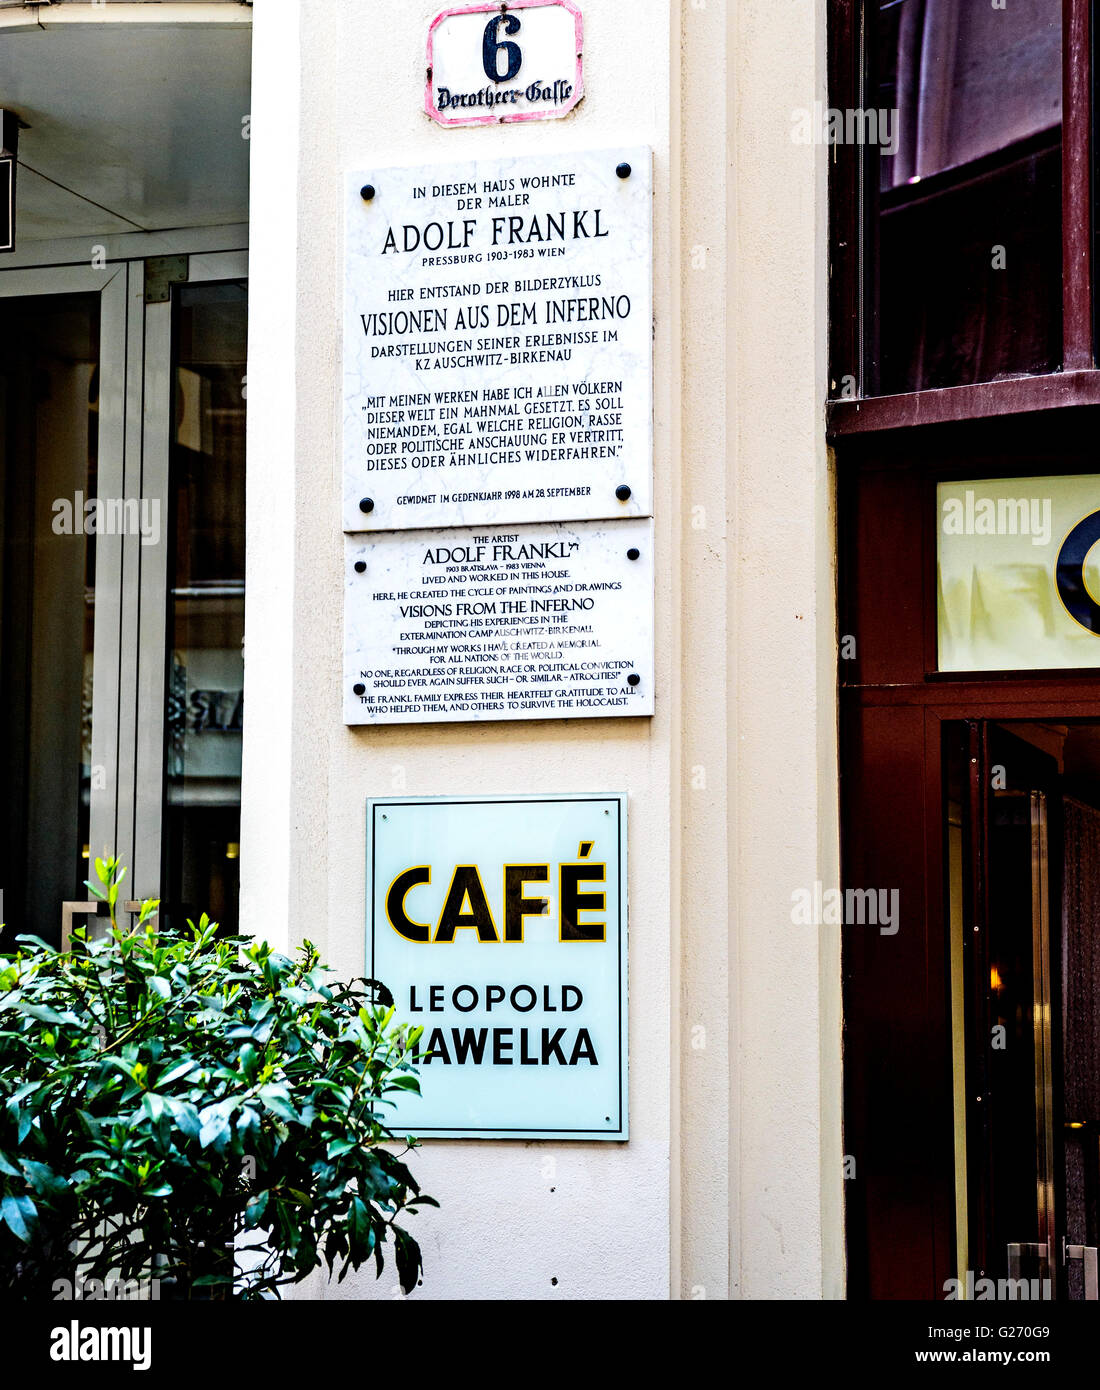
[343,146,652,532]
[344,518,654,724]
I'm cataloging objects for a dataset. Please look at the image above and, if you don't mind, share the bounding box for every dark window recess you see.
[877,140,1062,393]
[0,295,99,947]
[866,0,1063,396]
[162,281,247,937]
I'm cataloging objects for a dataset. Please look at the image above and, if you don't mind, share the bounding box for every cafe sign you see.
[367,793,627,1139]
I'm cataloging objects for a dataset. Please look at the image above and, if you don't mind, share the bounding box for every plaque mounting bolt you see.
[354,560,367,573]
[359,497,375,514]
[360,184,376,201]
[353,683,366,696]
[627,548,640,561]
[616,163,632,179]
[615,485,632,501]
[627,674,641,687]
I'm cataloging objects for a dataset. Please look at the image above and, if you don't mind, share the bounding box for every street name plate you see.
[343,146,652,532]
[345,518,654,724]
[367,793,627,1140]
[426,1,584,128]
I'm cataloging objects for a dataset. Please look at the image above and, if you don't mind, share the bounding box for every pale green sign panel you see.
[367,793,627,1139]
[938,475,1100,672]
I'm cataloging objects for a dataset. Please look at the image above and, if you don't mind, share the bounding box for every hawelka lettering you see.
[413,1023,598,1067]
[381,208,609,255]
[409,984,597,1068]
[386,848,606,943]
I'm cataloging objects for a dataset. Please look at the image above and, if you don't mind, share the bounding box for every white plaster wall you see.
[243,0,845,1302]
[671,0,842,1303]
[726,0,844,1298]
[245,0,674,1301]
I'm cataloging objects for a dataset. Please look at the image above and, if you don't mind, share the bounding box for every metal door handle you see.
[61,900,99,950]
[1065,1244,1098,1300]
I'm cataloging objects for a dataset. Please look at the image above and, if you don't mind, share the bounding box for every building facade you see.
[11,0,1093,1305]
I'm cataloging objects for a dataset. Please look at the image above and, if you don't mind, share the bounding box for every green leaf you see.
[198,1109,231,1150]
[386,1075,421,1092]
[141,1092,167,1123]
[148,976,171,1000]
[393,1226,421,1294]
[244,1191,270,1228]
[16,1003,74,1025]
[257,1086,298,1123]
[348,1196,373,1258]
[156,1059,198,1089]
[174,1103,202,1141]
[1,1194,36,1244]
[11,934,56,953]
[20,1160,68,1197]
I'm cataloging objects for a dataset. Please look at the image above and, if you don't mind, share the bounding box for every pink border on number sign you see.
[426,0,585,128]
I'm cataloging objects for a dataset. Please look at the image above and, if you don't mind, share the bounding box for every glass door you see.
[949,719,1100,1300]
[0,264,126,945]
[0,250,246,946]
[160,273,247,935]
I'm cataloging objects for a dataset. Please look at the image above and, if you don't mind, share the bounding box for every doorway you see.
[836,411,1100,1298]
[0,254,247,945]
[0,10,250,946]
[945,719,1100,1300]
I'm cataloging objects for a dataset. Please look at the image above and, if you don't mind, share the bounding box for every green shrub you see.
[0,857,434,1299]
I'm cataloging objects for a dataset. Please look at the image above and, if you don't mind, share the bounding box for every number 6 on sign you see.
[483,14,523,83]
[427,1,584,128]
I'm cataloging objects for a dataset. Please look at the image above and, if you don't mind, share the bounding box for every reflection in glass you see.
[163,282,247,934]
[0,295,99,945]
[869,0,1062,394]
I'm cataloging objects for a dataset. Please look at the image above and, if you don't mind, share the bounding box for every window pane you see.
[938,475,1100,671]
[870,0,1062,394]
[0,294,99,945]
[163,281,246,934]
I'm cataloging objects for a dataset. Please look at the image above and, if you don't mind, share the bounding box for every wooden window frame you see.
[828,0,1097,437]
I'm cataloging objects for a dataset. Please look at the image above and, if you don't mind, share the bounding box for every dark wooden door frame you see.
[837,414,1100,1297]
[831,0,1100,1297]
[842,691,1100,1299]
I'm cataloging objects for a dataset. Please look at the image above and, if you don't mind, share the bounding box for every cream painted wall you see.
[243,0,843,1301]
[724,0,843,1298]
[246,0,673,1301]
